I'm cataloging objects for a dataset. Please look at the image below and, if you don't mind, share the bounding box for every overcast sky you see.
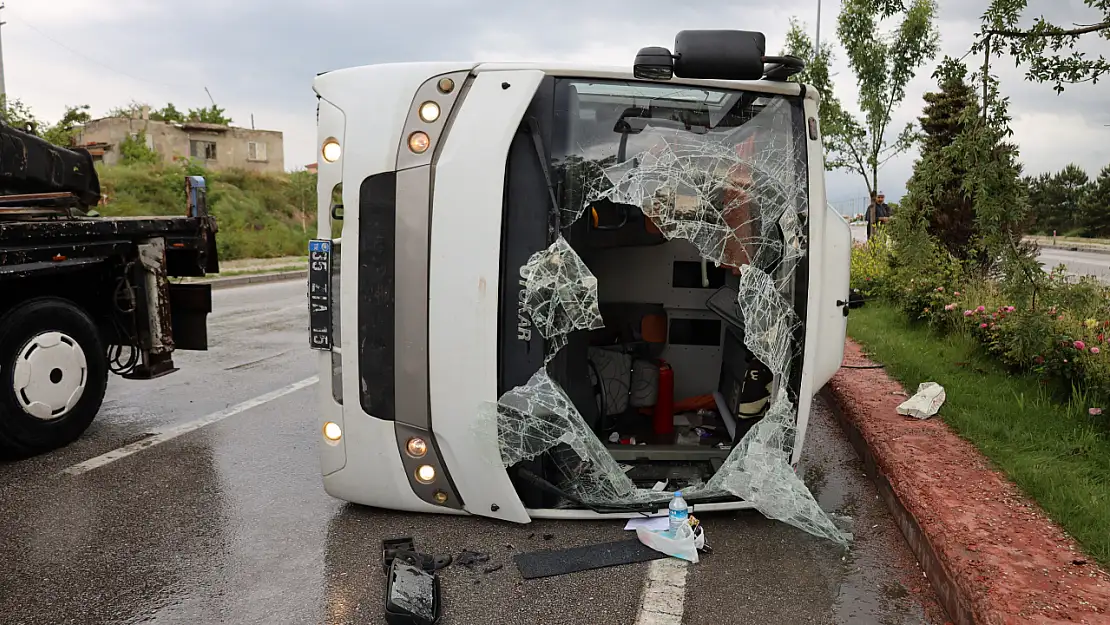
[3,0,1108,212]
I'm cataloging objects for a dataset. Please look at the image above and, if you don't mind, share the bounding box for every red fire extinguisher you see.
[653,360,675,438]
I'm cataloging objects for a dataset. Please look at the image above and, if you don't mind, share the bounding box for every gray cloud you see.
[3,0,1108,204]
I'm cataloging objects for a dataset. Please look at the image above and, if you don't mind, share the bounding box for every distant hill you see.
[95,162,317,260]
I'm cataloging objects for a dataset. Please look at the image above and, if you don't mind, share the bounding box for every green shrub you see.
[850,228,894,298]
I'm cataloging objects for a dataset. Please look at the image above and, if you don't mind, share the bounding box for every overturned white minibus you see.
[309,30,852,538]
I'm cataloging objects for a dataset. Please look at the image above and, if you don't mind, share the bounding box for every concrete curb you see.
[189,269,308,290]
[1025,238,1110,256]
[825,339,1110,625]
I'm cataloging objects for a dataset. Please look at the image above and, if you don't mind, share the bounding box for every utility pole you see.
[815,0,822,55]
[0,3,7,98]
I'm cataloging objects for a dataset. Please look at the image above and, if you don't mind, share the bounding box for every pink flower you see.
[936,286,944,292]
[944,303,956,311]
[954,291,961,297]
[1091,347,1101,354]
[976,305,986,313]
[1075,340,1086,350]
[963,310,973,317]
[1090,408,1103,416]
[980,323,988,328]
[1005,306,1015,313]
[1034,355,1045,365]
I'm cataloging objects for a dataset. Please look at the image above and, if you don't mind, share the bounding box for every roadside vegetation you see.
[839,0,1110,565]
[1,96,318,261]
[96,161,317,261]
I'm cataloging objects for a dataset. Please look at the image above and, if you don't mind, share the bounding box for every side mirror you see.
[673,30,766,81]
[633,47,674,80]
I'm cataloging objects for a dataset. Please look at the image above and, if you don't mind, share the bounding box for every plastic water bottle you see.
[668,491,689,534]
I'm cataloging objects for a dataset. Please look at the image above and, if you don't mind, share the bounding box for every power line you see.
[4,7,196,92]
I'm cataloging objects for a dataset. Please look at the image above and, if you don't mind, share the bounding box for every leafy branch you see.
[974,0,1110,93]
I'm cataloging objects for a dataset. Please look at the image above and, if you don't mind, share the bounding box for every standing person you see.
[865,192,877,240]
[867,190,891,239]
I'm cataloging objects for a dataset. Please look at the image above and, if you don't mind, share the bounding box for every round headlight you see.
[415,464,436,484]
[418,101,441,123]
[406,437,428,458]
[321,138,341,162]
[323,421,342,441]
[408,131,430,154]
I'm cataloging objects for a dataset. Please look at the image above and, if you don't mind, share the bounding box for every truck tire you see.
[0,298,109,459]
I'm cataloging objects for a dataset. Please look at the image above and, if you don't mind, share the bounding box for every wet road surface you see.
[1037,246,1110,282]
[0,279,946,625]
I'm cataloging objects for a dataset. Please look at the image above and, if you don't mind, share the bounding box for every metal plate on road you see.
[308,239,332,350]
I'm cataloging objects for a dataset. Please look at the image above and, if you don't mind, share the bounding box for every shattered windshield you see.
[476,78,851,547]
[555,80,808,274]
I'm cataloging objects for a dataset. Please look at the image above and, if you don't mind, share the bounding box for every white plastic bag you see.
[635,522,705,563]
[896,382,945,420]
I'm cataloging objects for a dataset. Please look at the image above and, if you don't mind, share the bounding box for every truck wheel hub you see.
[12,331,88,420]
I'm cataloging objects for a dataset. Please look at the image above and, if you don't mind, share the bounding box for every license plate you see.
[308,239,332,350]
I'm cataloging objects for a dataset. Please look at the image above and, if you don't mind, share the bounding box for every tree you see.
[1051,164,1092,233]
[119,131,160,166]
[940,57,1038,295]
[287,169,316,234]
[782,17,847,170]
[150,104,186,123]
[107,101,229,125]
[187,105,232,125]
[1078,165,1110,236]
[42,104,92,147]
[975,0,1110,93]
[1,95,41,133]
[833,0,941,199]
[898,67,980,262]
[1024,165,1091,234]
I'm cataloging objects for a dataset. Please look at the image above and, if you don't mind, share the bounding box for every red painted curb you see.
[825,339,1110,625]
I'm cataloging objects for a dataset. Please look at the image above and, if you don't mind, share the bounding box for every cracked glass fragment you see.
[518,236,604,358]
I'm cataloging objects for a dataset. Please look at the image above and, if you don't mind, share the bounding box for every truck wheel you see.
[0,298,109,459]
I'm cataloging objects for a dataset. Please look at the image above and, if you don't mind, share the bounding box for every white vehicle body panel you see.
[427,69,546,524]
[314,62,475,513]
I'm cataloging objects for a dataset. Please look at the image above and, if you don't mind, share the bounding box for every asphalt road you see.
[850,224,1110,281]
[0,279,945,625]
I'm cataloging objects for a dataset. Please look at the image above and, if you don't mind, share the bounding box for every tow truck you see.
[0,121,219,458]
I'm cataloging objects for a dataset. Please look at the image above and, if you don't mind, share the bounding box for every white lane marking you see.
[62,376,319,476]
[635,557,689,625]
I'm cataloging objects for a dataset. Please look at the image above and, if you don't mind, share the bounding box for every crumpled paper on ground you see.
[896,382,946,420]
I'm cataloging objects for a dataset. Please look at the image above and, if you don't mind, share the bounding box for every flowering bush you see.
[857,251,1110,419]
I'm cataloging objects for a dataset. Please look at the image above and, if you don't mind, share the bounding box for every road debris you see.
[896,382,946,420]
